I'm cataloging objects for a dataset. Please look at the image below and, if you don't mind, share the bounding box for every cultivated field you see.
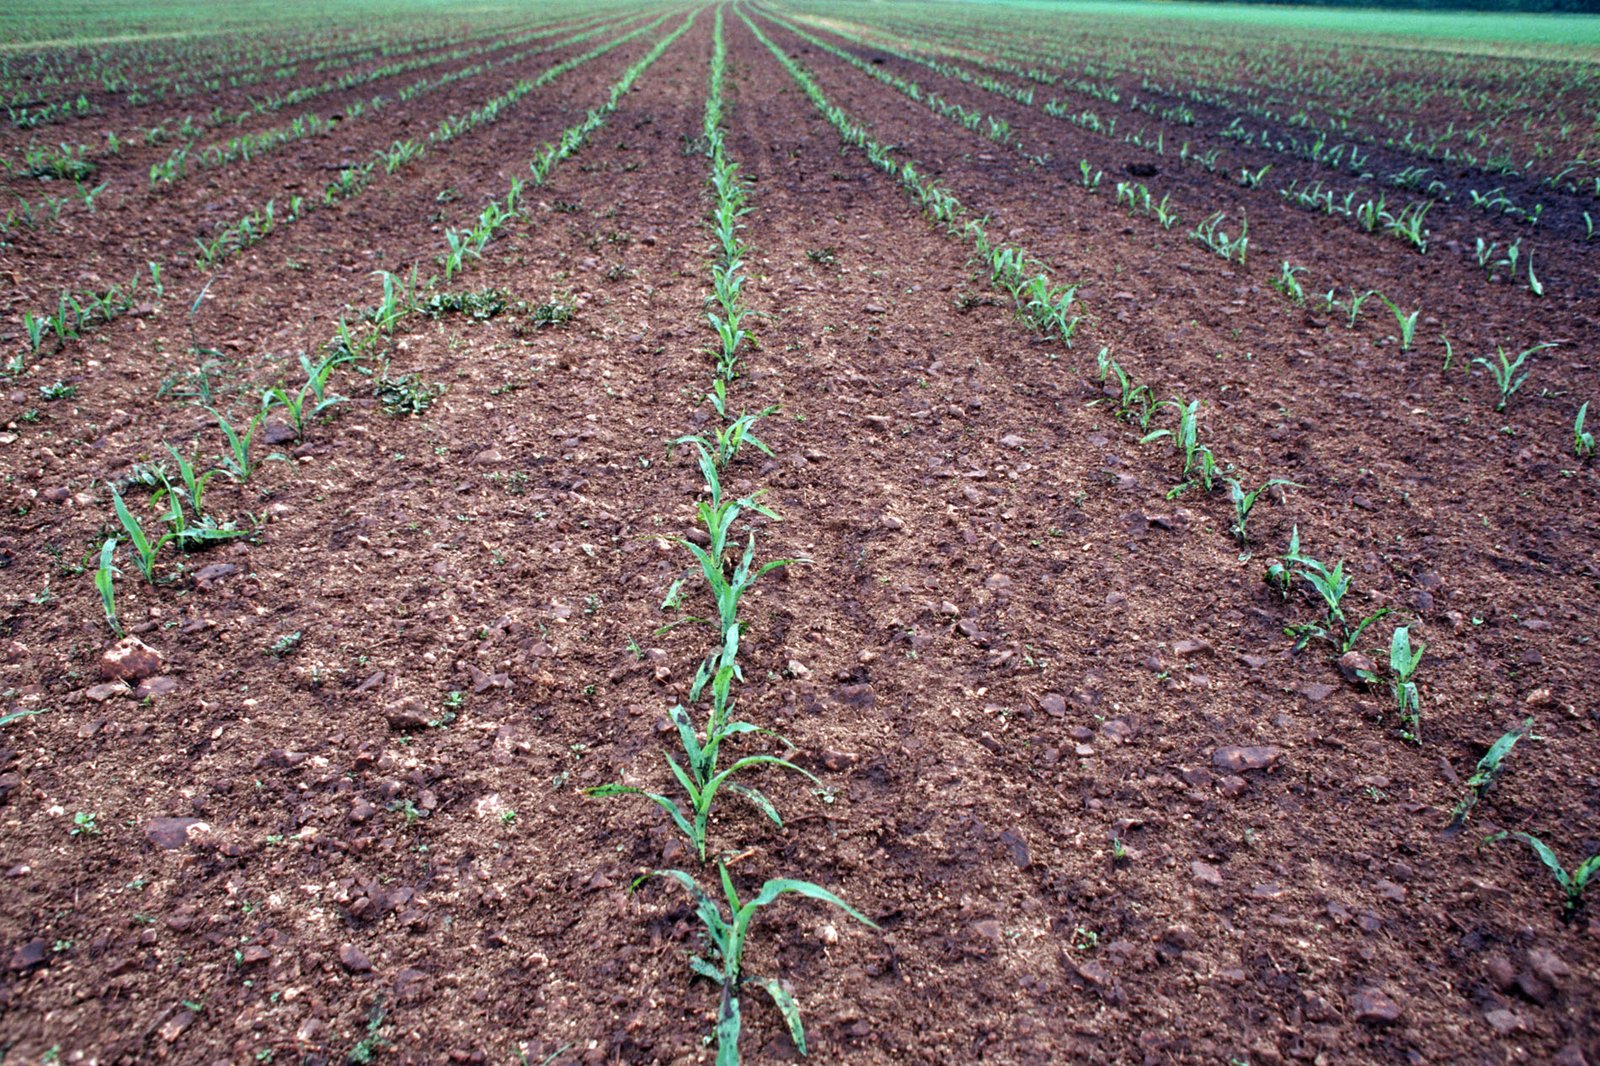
[1,1,1597,1062]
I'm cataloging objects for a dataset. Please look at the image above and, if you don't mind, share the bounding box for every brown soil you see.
[1,9,1597,1066]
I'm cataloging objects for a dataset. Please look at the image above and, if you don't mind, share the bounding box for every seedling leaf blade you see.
[758,976,808,1056]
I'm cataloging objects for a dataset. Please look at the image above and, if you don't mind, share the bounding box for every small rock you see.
[1173,638,1214,659]
[98,637,162,682]
[85,681,129,702]
[1212,745,1282,772]
[1300,682,1336,702]
[1351,986,1402,1024]
[7,938,48,972]
[159,1009,196,1043]
[349,801,377,824]
[393,966,432,1003]
[385,700,431,731]
[1101,718,1135,744]
[1039,693,1067,717]
[999,434,1026,450]
[970,919,1002,941]
[144,817,209,850]
[339,944,373,973]
[1527,946,1570,986]
[1484,1008,1523,1035]
[261,420,298,445]
[1484,954,1517,992]
[819,749,857,772]
[191,562,237,585]
[1191,861,1224,886]
[1338,651,1376,683]
[134,676,179,699]
[239,945,271,966]
[835,684,874,708]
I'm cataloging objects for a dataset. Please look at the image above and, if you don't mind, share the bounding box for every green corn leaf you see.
[758,976,808,1056]
[1488,831,1571,893]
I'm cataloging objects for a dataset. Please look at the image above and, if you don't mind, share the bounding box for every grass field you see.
[1,1,1597,1063]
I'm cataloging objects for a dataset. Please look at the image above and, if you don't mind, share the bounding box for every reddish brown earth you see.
[1,8,1597,1066]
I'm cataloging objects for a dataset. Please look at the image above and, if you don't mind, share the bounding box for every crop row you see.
[743,4,1597,921]
[11,16,672,362]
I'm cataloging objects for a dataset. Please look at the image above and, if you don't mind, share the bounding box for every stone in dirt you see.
[1212,745,1282,772]
[144,817,209,850]
[7,938,48,972]
[385,699,432,731]
[1351,986,1403,1024]
[135,676,179,699]
[98,637,162,682]
[1190,861,1224,886]
[1337,651,1375,683]
[339,944,373,973]
[1173,638,1214,659]
[85,681,129,702]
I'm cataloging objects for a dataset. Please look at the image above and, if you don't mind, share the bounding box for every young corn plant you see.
[634,864,878,1065]
[1272,262,1307,305]
[1445,718,1532,835]
[94,538,121,637]
[587,668,821,862]
[156,445,217,517]
[1227,478,1297,546]
[1378,295,1419,351]
[1142,398,1219,495]
[1473,342,1554,412]
[1376,626,1425,742]
[1575,402,1594,460]
[209,408,276,480]
[1190,210,1248,264]
[1484,832,1600,921]
[1269,529,1389,654]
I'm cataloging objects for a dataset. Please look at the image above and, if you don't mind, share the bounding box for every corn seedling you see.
[1272,262,1307,305]
[1227,477,1297,546]
[1141,398,1219,494]
[1077,159,1102,189]
[673,411,774,473]
[1237,163,1271,188]
[110,488,177,583]
[209,408,274,480]
[1575,402,1594,460]
[588,669,820,861]
[634,864,878,1064]
[94,538,122,637]
[1344,288,1378,328]
[1473,342,1553,412]
[1484,832,1600,920]
[1271,530,1389,653]
[1378,295,1419,350]
[1527,249,1544,297]
[1384,626,1425,742]
[156,444,217,516]
[1190,210,1247,264]
[1445,718,1532,835]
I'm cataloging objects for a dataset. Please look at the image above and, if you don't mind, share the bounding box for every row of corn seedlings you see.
[744,4,1600,923]
[83,15,697,634]
[836,19,1600,913]
[19,262,163,360]
[588,15,877,1063]
[145,16,634,189]
[787,5,1591,317]
[11,16,669,361]
[783,7,1577,455]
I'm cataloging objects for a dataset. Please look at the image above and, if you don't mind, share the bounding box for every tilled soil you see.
[1,8,1597,1066]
